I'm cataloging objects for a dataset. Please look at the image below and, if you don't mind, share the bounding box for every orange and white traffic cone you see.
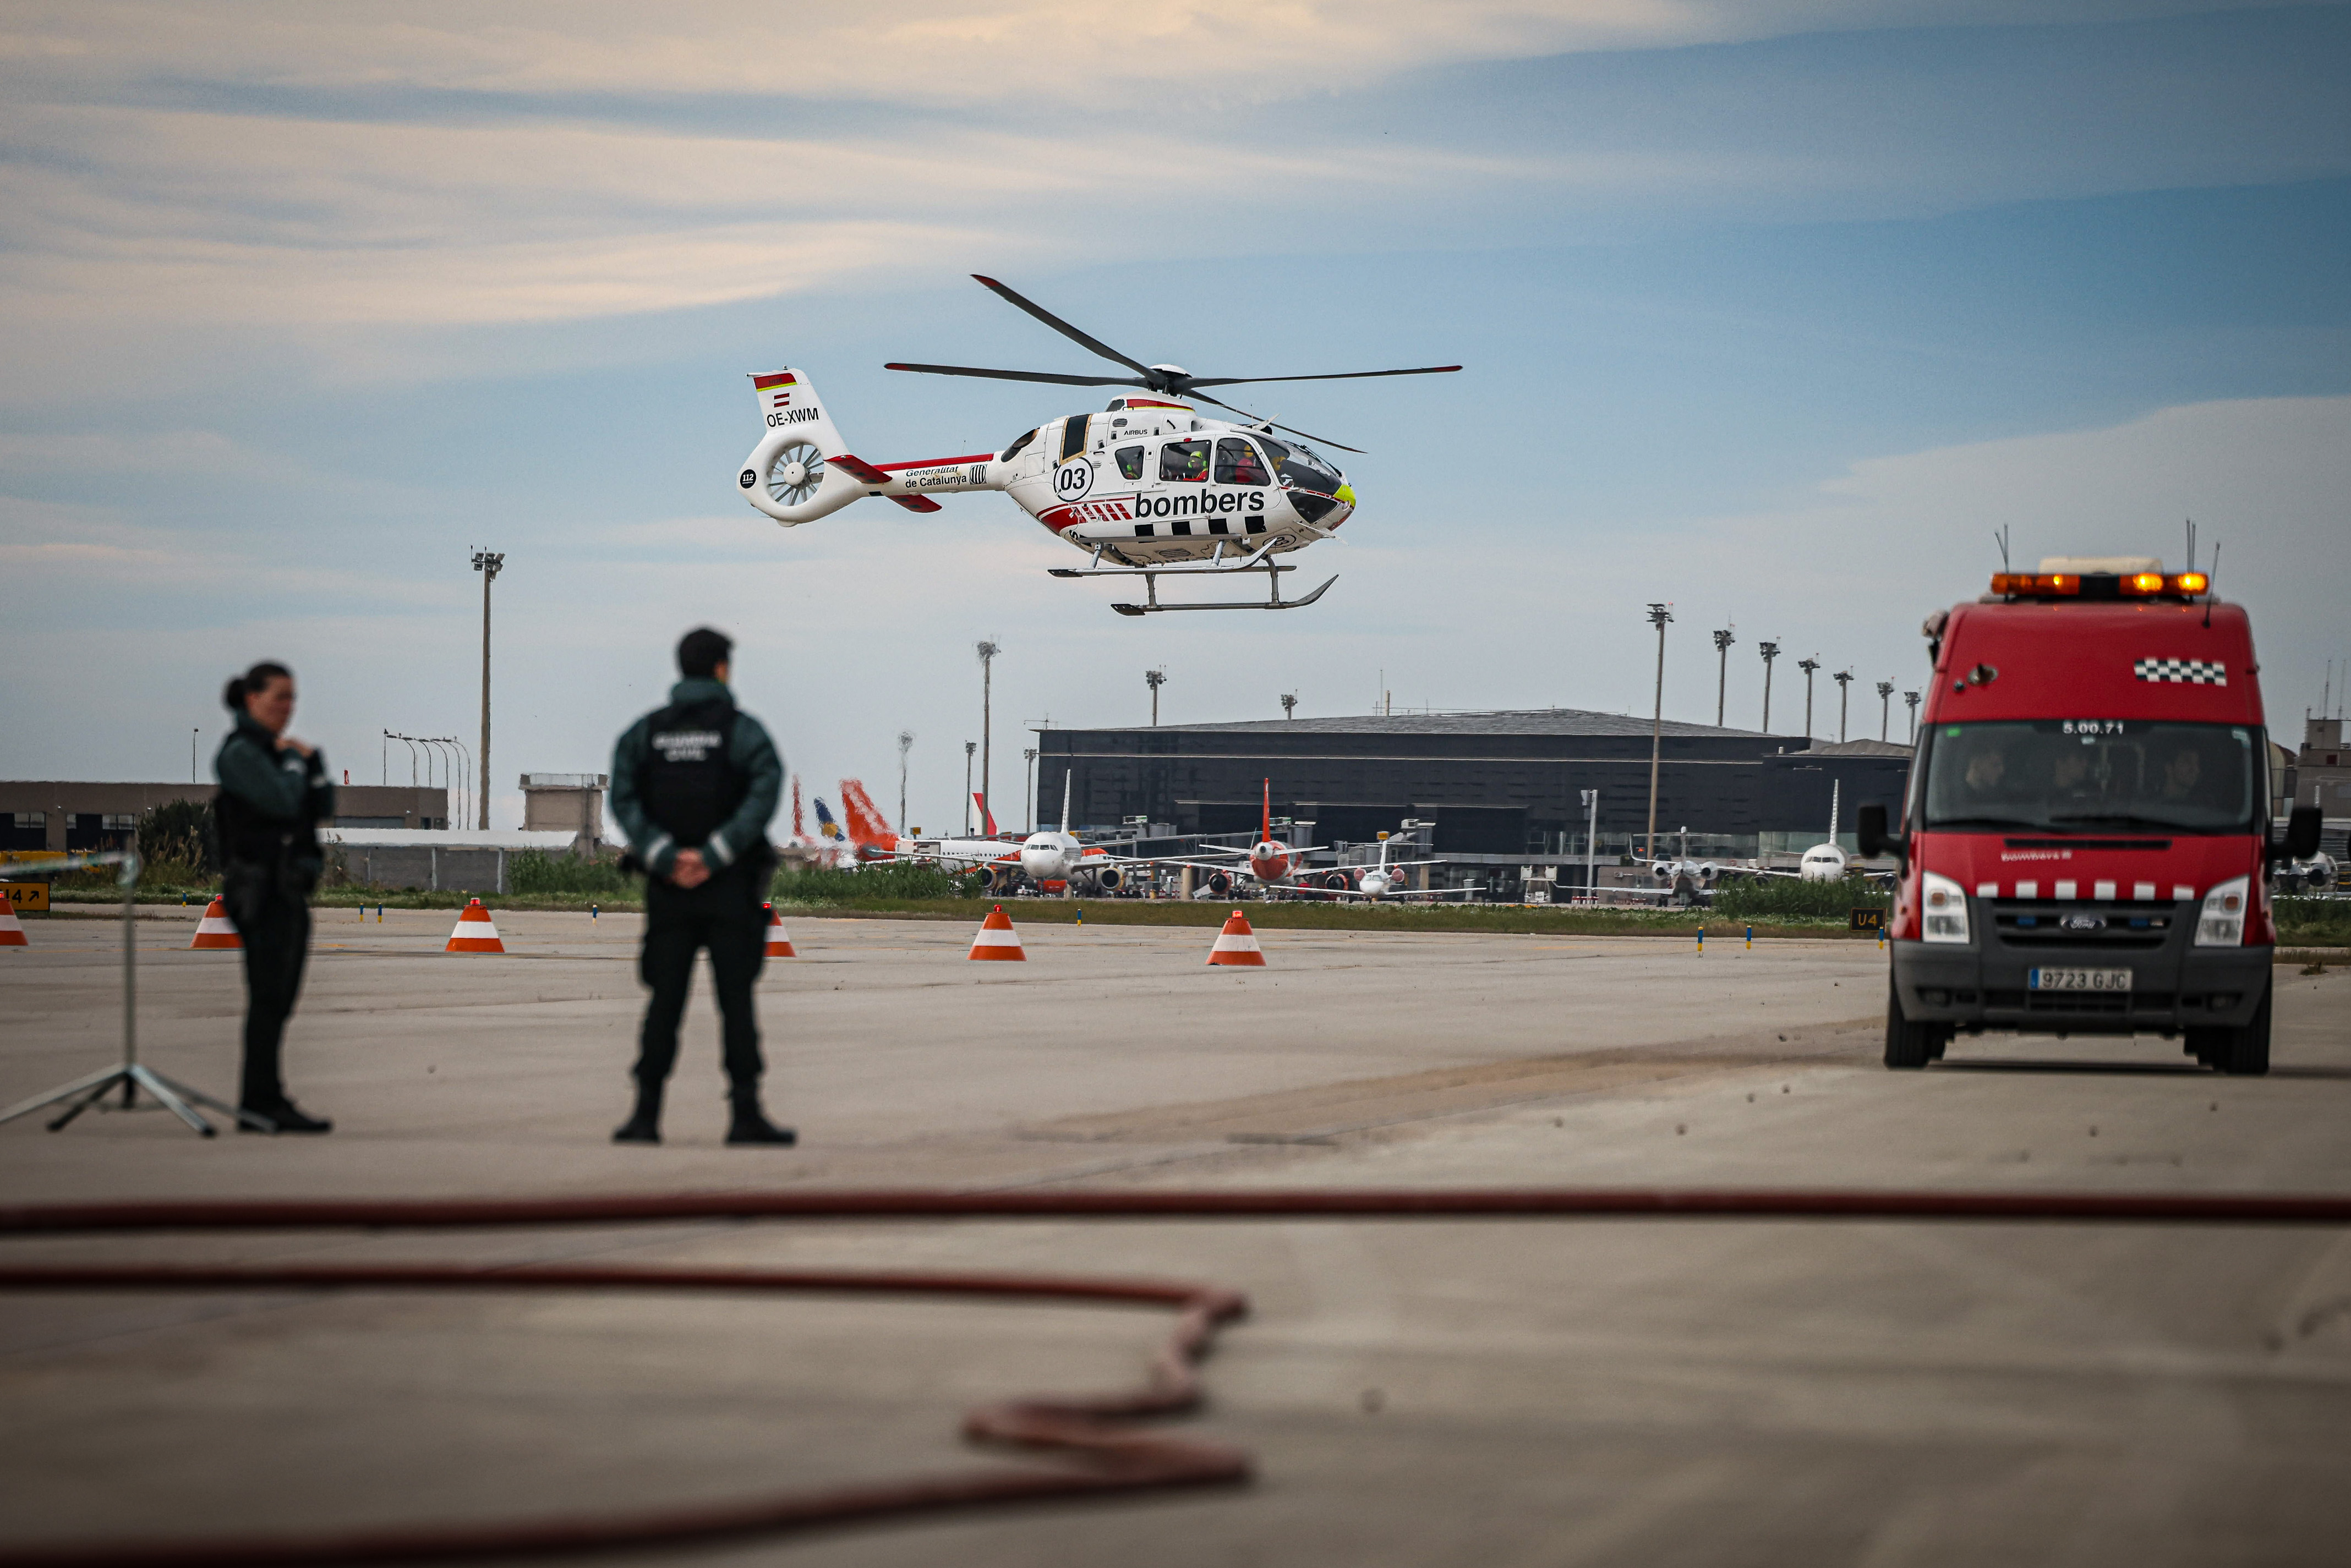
[967,903,1025,961]
[764,902,797,958]
[1206,907,1266,967]
[0,896,26,948]
[444,898,506,953]
[189,895,242,950]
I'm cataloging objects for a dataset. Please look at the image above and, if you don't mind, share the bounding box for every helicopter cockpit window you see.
[1160,440,1211,483]
[1000,428,1038,463]
[1213,438,1271,486]
[1114,445,1146,481]
[1259,436,1342,496]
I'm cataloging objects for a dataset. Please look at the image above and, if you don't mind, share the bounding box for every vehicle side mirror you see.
[2282,804,2323,862]
[1856,804,1891,860]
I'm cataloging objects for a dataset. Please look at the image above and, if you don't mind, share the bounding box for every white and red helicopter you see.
[735,275,1458,615]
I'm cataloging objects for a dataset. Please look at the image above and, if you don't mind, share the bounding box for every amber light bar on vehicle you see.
[1992,571,2208,599]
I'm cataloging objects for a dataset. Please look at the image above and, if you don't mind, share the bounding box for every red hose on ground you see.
[4,1185,2348,1566]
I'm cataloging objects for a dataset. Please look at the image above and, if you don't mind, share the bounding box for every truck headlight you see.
[1920,870,1970,945]
[2195,876,2248,947]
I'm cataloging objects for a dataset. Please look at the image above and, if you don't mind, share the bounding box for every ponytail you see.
[224,661,292,713]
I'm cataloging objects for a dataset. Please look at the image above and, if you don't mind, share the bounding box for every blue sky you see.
[3,2,2347,829]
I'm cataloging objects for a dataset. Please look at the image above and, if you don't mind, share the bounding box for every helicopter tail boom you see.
[738,366,1004,526]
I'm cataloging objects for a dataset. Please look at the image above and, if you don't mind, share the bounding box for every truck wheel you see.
[1885,978,1934,1070]
[2220,980,2272,1077]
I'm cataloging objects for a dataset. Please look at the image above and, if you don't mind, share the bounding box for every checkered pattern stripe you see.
[2133,657,2227,686]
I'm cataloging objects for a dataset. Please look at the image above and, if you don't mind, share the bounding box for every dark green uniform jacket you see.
[213,712,334,901]
[610,677,784,877]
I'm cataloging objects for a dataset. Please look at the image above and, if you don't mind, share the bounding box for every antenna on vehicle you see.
[1993,525,2010,573]
[2202,540,2221,628]
[2183,518,2196,576]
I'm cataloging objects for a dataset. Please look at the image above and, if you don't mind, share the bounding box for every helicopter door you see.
[1214,437,1272,536]
[1156,439,1211,536]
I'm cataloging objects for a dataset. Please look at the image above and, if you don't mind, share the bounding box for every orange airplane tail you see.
[839,778,895,852]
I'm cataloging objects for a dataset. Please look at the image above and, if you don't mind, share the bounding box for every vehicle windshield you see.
[1920,720,2261,835]
[1258,436,1344,496]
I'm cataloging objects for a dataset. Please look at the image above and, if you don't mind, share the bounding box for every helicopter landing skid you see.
[1048,540,1338,616]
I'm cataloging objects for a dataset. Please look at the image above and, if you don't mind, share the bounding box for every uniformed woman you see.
[214,661,335,1133]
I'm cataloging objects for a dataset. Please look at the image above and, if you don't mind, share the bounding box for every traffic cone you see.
[0,897,26,948]
[1206,908,1266,967]
[189,896,242,950]
[764,902,797,958]
[444,898,506,953]
[967,904,1025,961]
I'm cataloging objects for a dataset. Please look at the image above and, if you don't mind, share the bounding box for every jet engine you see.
[1094,865,1126,892]
[1204,870,1234,898]
[1316,871,1353,891]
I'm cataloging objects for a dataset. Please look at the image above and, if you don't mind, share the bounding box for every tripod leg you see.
[0,1065,125,1129]
[148,1071,273,1132]
[128,1067,217,1138]
[46,1076,125,1133]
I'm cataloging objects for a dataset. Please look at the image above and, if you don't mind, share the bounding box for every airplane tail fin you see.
[790,775,805,841]
[814,798,843,842]
[739,367,867,527]
[839,778,893,849]
[1261,779,1272,843]
[974,792,998,837]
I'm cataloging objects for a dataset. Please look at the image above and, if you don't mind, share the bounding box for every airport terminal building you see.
[1034,709,1913,869]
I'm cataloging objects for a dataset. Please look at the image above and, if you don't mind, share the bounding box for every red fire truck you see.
[1864,558,2322,1076]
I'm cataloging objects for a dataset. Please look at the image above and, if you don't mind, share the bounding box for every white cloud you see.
[6,3,2305,107]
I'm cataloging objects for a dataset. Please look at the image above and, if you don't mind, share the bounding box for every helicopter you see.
[735,275,1459,615]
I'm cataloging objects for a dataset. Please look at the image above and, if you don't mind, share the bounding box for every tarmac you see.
[3,908,2348,1565]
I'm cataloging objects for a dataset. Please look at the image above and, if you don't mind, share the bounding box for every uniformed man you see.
[609,627,792,1145]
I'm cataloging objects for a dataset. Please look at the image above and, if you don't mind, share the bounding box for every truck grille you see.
[1985,988,2179,1016]
[1991,900,2178,952]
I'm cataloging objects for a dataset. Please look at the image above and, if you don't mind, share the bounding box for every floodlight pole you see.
[1834,670,1855,742]
[1798,658,1820,739]
[1024,748,1038,833]
[1644,602,1672,860]
[898,730,914,836]
[1281,691,1297,722]
[1876,681,1895,742]
[1757,642,1780,733]
[1712,628,1735,727]
[963,742,976,834]
[472,550,503,830]
[1904,690,1921,744]
[1146,668,1167,726]
[1581,787,1598,904]
[976,641,999,836]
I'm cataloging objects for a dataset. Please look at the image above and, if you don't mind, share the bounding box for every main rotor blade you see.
[884,363,1149,388]
[1186,365,1462,388]
[1186,392,1365,454]
[971,275,1156,377]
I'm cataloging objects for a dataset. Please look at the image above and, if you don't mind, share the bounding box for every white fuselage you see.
[998,401,1354,567]
[1798,844,1849,882]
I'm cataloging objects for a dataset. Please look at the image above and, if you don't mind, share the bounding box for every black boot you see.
[613,1079,664,1144]
[237,1099,332,1135]
[726,1090,796,1147]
